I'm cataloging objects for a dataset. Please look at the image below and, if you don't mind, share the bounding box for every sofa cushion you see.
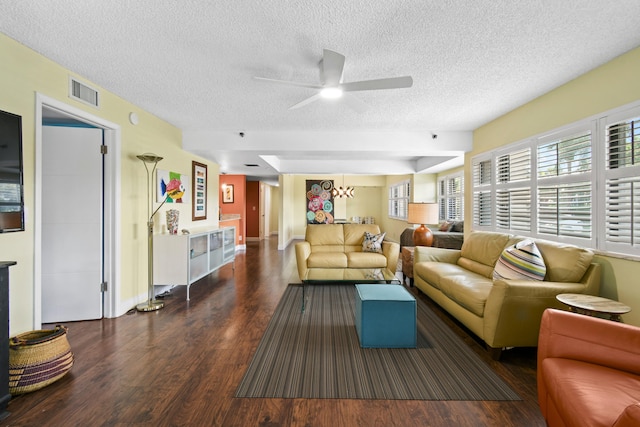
[344,224,382,252]
[306,224,344,247]
[459,231,513,278]
[362,231,386,253]
[493,239,546,281]
[347,252,388,268]
[439,274,493,317]
[414,262,468,291]
[307,252,348,268]
[542,358,640,427]
[439,221,454,232]
[450,221,464,233]
[534,239,594,282]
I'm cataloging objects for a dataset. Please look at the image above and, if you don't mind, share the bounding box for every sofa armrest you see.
[614,403,640,427]
[537,309,640,420]
[414,246,461,264]
[295,241,311,281]
[538,308,640,375]
[382,241,400,272]
[483,279,592,349]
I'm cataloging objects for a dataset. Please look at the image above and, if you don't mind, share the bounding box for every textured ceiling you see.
[2,0,640,182]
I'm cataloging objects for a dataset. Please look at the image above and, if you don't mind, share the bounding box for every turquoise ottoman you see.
[354,284,417,348]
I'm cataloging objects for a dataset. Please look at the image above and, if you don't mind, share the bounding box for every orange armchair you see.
[537,309,640,427]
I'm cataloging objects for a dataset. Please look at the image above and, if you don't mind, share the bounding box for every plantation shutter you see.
[437,179,446,221]
[495,148,531,232]
[536,131,592,239]
[472,159,492,227]
[604,115,640,251]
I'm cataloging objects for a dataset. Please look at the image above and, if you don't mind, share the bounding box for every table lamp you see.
[407,203,439,246]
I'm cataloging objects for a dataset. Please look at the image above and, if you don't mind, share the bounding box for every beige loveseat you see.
[414,231,601,359]
[296,224,399,282]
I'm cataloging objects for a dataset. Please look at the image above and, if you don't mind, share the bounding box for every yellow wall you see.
[470,46,640,326]
[413,173,437,202]
[268,184,280,235]
[0,34,220,335]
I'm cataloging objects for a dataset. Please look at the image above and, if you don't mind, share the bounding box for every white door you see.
[41,126,103,322]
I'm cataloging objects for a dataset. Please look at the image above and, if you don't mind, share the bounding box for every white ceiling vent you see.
[69,77,100,108]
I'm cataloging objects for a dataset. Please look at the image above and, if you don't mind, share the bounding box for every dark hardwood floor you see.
[2,237,545,426]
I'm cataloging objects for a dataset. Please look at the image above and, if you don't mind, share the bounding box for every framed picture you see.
[222,184,234,204]
[157,170,189,203]
[192,161,207,221]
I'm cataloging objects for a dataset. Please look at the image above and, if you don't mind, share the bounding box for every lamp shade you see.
[407,203,439,225]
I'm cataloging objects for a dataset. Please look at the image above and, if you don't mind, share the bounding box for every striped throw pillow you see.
[493,239,546,281]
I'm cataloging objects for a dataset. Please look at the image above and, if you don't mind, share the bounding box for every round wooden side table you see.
[556,293,631,322]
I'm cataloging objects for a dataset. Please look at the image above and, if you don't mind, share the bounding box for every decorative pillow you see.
[362,231,386,253]
[450,221,464,233]
[439,221,453,232]
[493,239,547,281]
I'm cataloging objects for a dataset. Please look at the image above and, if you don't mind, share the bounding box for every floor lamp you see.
[407,203,439,247]
[136,153,167,312]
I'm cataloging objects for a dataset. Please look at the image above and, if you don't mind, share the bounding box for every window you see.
[388,180,410,220]
[472,158,492,227]
[471,101,640,256]
[495,147,531,232]
[603,113,640,253]
[537,130,592,239]
[438,173,463,221]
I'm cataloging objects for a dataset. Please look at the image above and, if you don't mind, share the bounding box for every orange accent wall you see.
[219,175,246,245]
[246,181,260,238]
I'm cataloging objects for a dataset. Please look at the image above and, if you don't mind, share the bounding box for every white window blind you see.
[473,159,491,186]
[388,180,410,220]
[538,183,592,238]
[536,130,592,239]
[438,180,446,220]
[438,173,464,221]
[473,191,492,227]
[496,188,531,231]
[495,147,532,232]
[472,159,492,226]
[471,101,640,256]
[604,114,640,252]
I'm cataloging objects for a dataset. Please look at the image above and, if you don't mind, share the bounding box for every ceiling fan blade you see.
[254,76,321,89]
[341,76,413,92]
[342,93,369,113]
[320,49,345,86]
[289,93,321,110]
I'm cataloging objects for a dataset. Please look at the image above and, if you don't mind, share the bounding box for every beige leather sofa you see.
[296,224,400,282]
[413,231,601,359]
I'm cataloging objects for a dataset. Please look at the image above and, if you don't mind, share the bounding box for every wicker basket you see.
[9,325,74,395]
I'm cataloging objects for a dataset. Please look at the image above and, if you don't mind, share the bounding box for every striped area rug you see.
[235,284,520,400]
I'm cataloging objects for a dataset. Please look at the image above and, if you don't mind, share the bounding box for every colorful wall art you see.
[157,170,190,203]
[306,180,334,224]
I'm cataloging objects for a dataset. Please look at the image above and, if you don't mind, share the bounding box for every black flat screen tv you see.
[0,109,25,233]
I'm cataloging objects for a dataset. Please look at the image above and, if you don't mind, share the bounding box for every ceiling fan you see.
[254,49,413,111]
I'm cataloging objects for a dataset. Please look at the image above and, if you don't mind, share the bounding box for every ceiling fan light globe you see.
[320,87,343,99]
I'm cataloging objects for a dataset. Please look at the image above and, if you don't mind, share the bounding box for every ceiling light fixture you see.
[320,87,343,99]
[332,175,354,199]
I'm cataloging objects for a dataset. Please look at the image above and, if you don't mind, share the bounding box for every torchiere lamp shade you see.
[407,203,439,247]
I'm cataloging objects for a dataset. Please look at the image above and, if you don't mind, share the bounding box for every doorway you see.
[34,94,120,328]
[41,125,103,322]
